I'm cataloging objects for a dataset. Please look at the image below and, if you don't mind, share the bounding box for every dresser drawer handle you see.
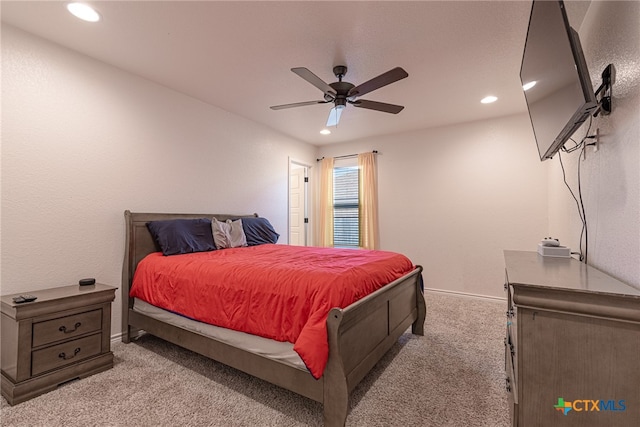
[58,348,81,360]
[59,322,82,333]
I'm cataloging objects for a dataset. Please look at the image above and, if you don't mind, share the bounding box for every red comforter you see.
[130,244,414,378]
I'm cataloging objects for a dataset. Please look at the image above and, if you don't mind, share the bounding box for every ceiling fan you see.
[270,65,408,127]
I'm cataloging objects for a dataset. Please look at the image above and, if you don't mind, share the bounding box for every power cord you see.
[557,151,586,262]
[557,117,596,263]
[561,116,593,154]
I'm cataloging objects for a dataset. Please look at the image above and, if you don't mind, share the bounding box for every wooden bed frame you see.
[121,210,426,426]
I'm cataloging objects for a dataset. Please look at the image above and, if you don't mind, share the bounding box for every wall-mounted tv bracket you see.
[593,63,614,117]
[584,64,613,159]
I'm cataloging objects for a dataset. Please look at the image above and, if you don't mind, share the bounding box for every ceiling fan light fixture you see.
[326,106,343,127]
[270,65,408,126]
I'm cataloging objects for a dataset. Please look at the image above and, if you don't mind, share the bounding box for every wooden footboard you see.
[324,266,424,426]
[121,210,425,427]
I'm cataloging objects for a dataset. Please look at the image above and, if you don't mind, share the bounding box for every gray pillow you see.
[211,218,247,249]
[211,218,230,249]
[226,219,248,248]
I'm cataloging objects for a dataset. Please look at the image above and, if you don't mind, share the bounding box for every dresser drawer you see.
[31,333,102,376]
[32,309,102,347]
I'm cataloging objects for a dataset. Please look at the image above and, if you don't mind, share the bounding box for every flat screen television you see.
[520,0,598,161]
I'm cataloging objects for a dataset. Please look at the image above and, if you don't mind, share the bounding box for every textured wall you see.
[1,26,317,334]
[318,113,548,298]
[548,1,640,288]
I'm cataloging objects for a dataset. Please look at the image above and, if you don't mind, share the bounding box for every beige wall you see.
[318,113,548,298]
[2,0,637,339]
[0,25,317,335]
[548,1,640,289]
[317,1,640,297]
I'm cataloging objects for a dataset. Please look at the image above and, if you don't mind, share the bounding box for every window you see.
[333,165,359,248]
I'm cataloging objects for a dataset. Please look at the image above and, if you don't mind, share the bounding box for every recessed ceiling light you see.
[481,95,498,104]
[320,129,331,135]
[522,81,537,91]
[67,3,101,22]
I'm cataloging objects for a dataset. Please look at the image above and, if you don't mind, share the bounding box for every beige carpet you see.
[1,291,510,426]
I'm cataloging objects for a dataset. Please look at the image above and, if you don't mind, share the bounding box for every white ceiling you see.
[1,1,591,146]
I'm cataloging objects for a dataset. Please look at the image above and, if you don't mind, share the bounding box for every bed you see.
[121,210,426,426]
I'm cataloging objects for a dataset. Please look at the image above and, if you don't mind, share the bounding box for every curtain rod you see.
[316,150,378,162]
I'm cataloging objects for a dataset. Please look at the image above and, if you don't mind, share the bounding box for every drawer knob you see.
[59,322,82,333]
[58,348,81,360]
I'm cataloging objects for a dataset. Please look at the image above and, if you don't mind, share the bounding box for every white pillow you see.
[226,219,248,248]
[211,218,231,249]
[211,218,247,249]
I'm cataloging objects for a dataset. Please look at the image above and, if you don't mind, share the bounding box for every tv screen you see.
[520,0,597,161]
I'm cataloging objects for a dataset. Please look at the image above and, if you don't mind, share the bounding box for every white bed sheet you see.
[132,298,307,371]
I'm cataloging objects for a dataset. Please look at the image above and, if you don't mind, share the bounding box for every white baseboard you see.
[424,287,506,302]
[111,332,124,345]
[111,329,146,345]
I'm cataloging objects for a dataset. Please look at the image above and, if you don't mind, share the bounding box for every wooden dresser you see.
[503,251,640,427]
[1,283,116,405]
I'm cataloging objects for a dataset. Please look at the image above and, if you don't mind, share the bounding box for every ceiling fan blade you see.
[351,99,404,114]
[326,107,344,127]
[291,67,336,97]
[348,67,408,98]
[270,100,328,110]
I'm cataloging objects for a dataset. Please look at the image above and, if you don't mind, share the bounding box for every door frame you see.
[288,158,311,246]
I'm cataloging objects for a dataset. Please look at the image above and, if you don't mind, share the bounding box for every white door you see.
[289,166,307,245]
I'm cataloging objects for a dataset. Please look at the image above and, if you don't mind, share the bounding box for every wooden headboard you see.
[121,210,258,333]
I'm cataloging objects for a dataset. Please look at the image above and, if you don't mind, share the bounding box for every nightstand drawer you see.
[32,309,102,347]
[31,333,102,376]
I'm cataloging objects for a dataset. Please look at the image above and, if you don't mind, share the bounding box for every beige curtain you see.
[358,152,379,250]
[318,157,334,247]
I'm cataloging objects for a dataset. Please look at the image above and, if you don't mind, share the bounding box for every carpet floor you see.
[1,291,510,426]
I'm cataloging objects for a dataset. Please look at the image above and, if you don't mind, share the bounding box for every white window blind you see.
[333,166,359,248]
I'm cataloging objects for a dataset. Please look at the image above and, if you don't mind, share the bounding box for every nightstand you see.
[1,283,116,405]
